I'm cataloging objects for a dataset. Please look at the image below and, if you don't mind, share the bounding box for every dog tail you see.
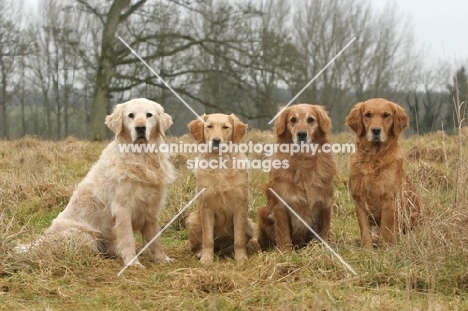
[257,206,276,250]
[14,219,102,255]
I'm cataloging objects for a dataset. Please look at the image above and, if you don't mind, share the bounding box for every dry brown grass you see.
[0,129,467,310]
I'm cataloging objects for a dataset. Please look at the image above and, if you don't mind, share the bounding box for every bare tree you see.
[71,0,144,140]
[15,44,30,137]
[243,0,304,128]
[0,0,24,139]
[76,0,219,139]
[165,0,296,128]
[290,0,422,131]
[192,0,254,114]
[110,0,197,130]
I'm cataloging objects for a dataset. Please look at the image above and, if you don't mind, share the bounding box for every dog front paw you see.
[125,260,145,269]
[122,254,145,268]
[199,255,214,265]
[132,261,146,268]
[234,251,248,261]
[154,255,173,264]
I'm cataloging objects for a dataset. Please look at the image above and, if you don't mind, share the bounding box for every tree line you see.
[0,0,466,140]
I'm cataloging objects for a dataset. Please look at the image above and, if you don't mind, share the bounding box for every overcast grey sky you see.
[375,0,467,63]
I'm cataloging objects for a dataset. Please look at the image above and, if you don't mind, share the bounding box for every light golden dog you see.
[17,98,175,267]
[346,98,421,249]
[257,104,337,251]
[186,113,255,264]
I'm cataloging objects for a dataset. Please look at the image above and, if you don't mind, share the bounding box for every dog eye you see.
[307,117,314,123]
[206,125,213,129]
[222,126,229,129]
[290,117,298,123]
[128,113,134,119]
[382,112,390,118]
[364,112,371,118]
[146,113,153,118]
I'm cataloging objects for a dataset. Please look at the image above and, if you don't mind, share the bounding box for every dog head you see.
[274,104,331,144]
[105,98,172,143]
[188,113,248,149]
[346,98,409,142]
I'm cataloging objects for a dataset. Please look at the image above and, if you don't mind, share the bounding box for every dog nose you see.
[371,128,381,136]
[212,137,221,145]
[135,125,146,133]
[297,131,307,141]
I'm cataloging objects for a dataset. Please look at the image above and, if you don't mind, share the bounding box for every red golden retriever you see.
[186,113,255,264]
[346,98,421,249]
[257,104,337,251]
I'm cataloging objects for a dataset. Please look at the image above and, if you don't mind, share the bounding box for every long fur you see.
[257,104,337,251]
[346,98,422,249]
[17,98,175,267]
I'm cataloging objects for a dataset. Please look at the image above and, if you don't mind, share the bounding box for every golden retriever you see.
[18,98,175,267]
[257,104,337,251]
[346,98,421,249]
[186,113,255,264]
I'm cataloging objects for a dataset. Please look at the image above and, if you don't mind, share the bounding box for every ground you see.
[0,129,467,310]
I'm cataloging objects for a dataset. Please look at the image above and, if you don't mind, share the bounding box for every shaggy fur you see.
[257,104,337,251]
[18,98,175,267]
[346,98,421,249]
[186,113,255,264]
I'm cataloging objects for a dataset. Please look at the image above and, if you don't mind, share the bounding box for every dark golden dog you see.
[257,104,337,251]
[346,98,421,249]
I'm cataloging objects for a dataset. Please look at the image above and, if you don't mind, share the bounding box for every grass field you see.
[0,129,467,310]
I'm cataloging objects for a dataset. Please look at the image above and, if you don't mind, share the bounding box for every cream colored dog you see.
[18,98,175,267]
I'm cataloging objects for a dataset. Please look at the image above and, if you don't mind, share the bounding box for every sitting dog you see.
[257,104,337,251]
[17,98,175,267]
[186,113,255,264]
[346,98,422,249]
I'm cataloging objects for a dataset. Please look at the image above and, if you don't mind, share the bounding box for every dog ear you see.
[105,103,125,136]
[274,106,288,136]
[230,114,248,143]
[314,105,332,135]
[188,114,206,143]
[158,111,173,137]
[346,102,364,136]
[391,103,409,137]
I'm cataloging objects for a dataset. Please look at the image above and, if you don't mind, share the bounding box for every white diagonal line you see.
[117,36,206,124]
[117,188,206,276]
[268,188,357,276]
[268,36,357,124]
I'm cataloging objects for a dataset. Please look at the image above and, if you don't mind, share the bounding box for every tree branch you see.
[119,0,147,22]
[75,0,105,25]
